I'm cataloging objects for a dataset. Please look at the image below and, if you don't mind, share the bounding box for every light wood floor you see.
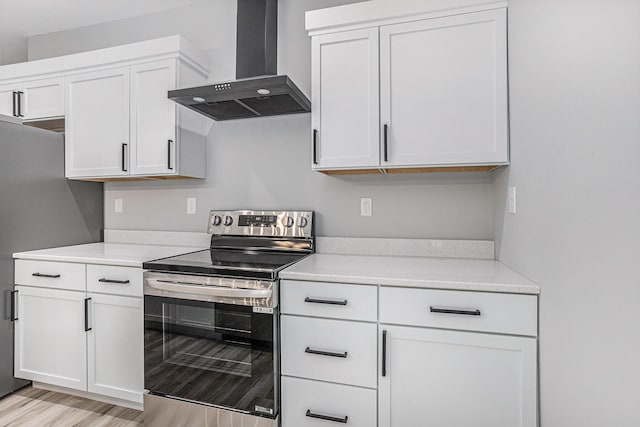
[0,386,143,426]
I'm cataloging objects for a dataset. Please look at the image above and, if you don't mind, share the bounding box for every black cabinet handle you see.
[306,409,348,424]
[32,273,61,278]
[84,298,92,331]
[17,91,23,117]
[383,124,389,162]
[10,290,18,321]
[167,139,174,170]
[312,129,318,165]
[12,91,17,117]
[99,278,130,284]
[429,306,481,316]
[122,143,128,172]
[304,297,348,306]
[305,347,347,358]
[382,329,387,377]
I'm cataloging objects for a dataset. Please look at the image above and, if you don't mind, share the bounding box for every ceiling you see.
[0,0,205,38]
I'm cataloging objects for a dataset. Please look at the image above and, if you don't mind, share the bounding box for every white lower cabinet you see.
[281,316,377,388]
[280,280,539,427]
[13,260,144,405]
[87,293,143,403]
[379,326,537,427]
[282,377,377,427]
[14,285,87,391]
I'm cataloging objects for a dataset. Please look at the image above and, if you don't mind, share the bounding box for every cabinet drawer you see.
[14,260,85,291]
[282,377,376,427]
[380,287,537,336]
[281,280,377,321]
[281,316,377,388]
[87,265,142,297]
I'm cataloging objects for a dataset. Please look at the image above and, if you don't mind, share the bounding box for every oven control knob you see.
[298,217,308,228]
[212,215,222,226]
[224,216,234,226]
[283,216,295,228]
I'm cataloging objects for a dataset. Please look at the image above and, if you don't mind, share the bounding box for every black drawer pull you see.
[430,306,481,316]
[17,91,23,117]
[306,409,348,424]
[99,278,130,284]
[304,297,347,306]
[122,143,128,172]
[305,347,348,358]
[12,91,17,117]
[32,273,61,278]
[383,124,389,162]
[382,329,387,377]
[10,290,18,321]
[84,298,92,332]
[312,129,318,165]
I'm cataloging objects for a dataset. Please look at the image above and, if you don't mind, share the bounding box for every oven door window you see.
[144,295,277,418]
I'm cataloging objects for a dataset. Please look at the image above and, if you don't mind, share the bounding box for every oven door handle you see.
[145,279,272,299]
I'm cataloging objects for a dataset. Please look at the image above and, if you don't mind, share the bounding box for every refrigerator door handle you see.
[10,290,18,321]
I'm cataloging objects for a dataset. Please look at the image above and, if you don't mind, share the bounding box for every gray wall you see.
[495,0,640,425]
[28,0,495,239]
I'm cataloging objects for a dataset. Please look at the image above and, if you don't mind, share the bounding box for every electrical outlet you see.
[508,186,516,214]
[114,199,123,213]
[361,197,372,217]
[187,198,197,215]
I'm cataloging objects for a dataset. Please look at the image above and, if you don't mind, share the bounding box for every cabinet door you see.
[65,68,130,178]
[22,77,65,120]
[380,9,508,167]
[87,293,143,403]
[379,326,537,427]
[0,84,17,117]
[14,286,87,391]
[311,28,379,169]
[130,60,177,176]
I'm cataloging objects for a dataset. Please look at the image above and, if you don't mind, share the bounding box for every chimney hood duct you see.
[168,0,311,121]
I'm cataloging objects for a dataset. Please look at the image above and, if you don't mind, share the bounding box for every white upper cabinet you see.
[66,68,131,178]
[130,60,177,176]
[307,1,509,173]
[0,77,64,121]
[0,85,16,117]
[0,35,210,181]
[380,10,508,167]
[311,28,379,169]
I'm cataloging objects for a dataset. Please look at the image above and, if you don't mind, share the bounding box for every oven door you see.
[144,295,279,419]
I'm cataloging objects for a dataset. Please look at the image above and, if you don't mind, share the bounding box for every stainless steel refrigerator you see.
[0,115,103,397]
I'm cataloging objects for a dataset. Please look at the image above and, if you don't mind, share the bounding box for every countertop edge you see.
[279,271,540,295]
[12,253,145,268]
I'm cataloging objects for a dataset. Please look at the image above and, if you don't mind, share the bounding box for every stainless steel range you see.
[142,210,313,427]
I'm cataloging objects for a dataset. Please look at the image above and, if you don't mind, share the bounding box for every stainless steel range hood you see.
[169,0,311,121]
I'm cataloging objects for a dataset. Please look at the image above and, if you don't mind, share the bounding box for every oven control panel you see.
[208,210,313,238]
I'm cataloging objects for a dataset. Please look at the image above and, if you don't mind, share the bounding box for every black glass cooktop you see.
[143,249,307,280]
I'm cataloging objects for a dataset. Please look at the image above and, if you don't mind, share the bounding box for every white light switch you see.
[187,198,197,215]
[508,186,516,214]
[114,199,123,213]
[361,197,372,216]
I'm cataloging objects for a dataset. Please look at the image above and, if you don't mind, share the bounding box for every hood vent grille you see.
[168,0,311,121]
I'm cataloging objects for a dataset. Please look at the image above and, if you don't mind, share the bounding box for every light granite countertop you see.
[280,253,540,295]
[13,242,204,268]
